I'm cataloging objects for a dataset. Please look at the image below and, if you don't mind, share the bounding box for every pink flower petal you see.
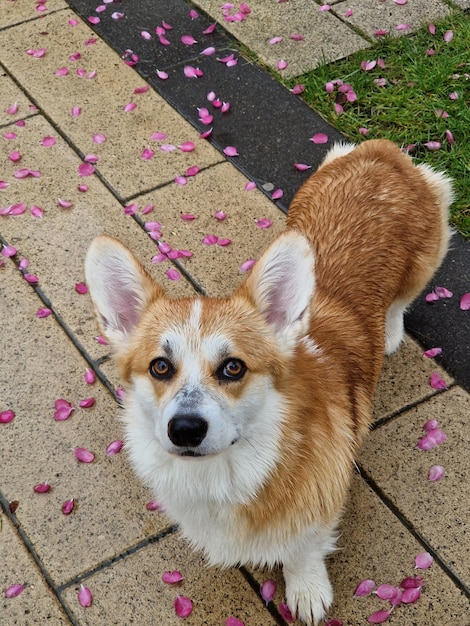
[423,347,442,358]
[156,69,169,80]
[160,143,176,152]
[460,293,470,310]
[203,23,217,34]
[36,307,52,318]
[201,46,216,56]
[175,176,187,186]
[84,369,95,384]
[277,60,288,70]
[415,552,434,569]
[401,587,421,603]
[62,499,75,515]
[123,102,137,112]
[106,440,124,456]
[180,213,197,221]
[445,130,454,145]
[394,0,407,4]
[291,84,305,95]
[368,610,391,624]
[181,35,197,45]
[1,245,17,258]
[240,259,256,272]
[57,198,73,209]
[174,596,193,618]
[425,291,439,302]
[417,427,447,450]
[326,621,344,626]
[146,499,162,511]
[290,33,304,41]
[214,210,226,220]
[424,141,441,151]
[278,603,294,622]
[423,419,439,432]
[435,286,453,298]
[400,575,424,589]
[162,571,183,584]
[449,91,459,100]
[34,482,51,493]
[443,30,453,43]
[272,189,283,200]
[319,4,331,11]
[189,9,198,19]
[78,585,92,607]
[344,8,353,17]
[429,23,436,35]
[224,146,239,157]
[428,464,445,481]
[7,102,19,115]
[23,273,39,284]
[217,238,232,246]
[396,23,411,31]
[260,580,276,603]
[53,399,75,421]
[71,106,81,117]
[244,181,256,191]
[79,398,95,408]
[256,218,272,229]
[184,66,203,78]
[74,447,95,463]
[166,268,181,281]
[179,141,195,152]
[375,584,398,600]
[430,372,447,390]
[226,618,245,626]
[354,579,375,597]
[294,163,312,171]
[269,36,283,45]
[75,282,88,294]
[5,584,25,598]
[0,410,15,424]
[186,165,200,177]
[78,163,95,176]
[311,132,328,144]
[141,148,155,161]
[202,235,218,245]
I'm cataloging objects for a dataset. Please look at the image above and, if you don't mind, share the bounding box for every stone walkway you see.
[1,1,469,625]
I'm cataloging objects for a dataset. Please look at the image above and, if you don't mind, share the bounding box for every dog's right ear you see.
[85,235,164,349]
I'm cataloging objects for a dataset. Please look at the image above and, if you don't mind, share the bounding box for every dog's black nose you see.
[167,415,208,448]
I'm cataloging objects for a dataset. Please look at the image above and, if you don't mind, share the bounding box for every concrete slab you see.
[373,334,452,421]
[337,0,450,39]
[0,0,67,29]
[0,70,36,127]
[1,515,71,624]
[360,386,470,585]
[0,260,175,586]
[249,475,470,625]
[132,162,286,296]
[61,532,278,625]
[0,114,195,362]
[193,0,370,77]
[0,9,224,201]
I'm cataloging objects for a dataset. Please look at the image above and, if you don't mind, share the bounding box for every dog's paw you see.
[284,571,333,625]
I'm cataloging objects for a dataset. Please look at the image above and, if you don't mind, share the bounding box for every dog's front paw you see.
[283,568,333,625]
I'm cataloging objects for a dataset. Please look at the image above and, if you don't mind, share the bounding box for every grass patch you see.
[284,12,470,239]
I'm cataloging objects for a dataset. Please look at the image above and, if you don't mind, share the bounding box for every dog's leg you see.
[282,522,337,625]
[384,298,409,355]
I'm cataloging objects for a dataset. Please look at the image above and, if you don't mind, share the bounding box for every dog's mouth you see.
[174,438,239,458]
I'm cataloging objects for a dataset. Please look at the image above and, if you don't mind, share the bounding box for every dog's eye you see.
[216,358,247,382]
[149,358,174,380]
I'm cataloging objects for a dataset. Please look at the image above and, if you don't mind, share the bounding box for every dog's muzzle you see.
[167,414,208,449]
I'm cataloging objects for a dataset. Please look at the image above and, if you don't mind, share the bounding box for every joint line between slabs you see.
[57,525,179,592]
[357,466,470,600]
[0,492,79,626]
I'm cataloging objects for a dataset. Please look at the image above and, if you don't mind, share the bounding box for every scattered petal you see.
[179,141,195,152]
[425,291,439,303]
[354,579,375,597]
[429,23,436,35]
[217,238,232,246]
[62,499,75,515]
[428,464,445,481]
[79,398,95,408]
[78,585,92,607]
[260,580,276,604]
[174,596,193,618]
[423,419,439,432]
[162,571,183,584]
[417,427,447,450]
[423,347,442,358]
[123,102,137,112]
[226,618,245,626]
[5,584,25,598]
[244,181,256,191]
[368,610,391,624]
[33,482,51,493]
[0,410,15,424]
[57,198,73,209]
[415,552,434,569]
[311,132,329,144]
[166,268,181,281]
[429,373,447,390]
[278,603,294,622]
[74,447,95,463]
[256,218,272,229]
[156,69,169,80]
[202,235,218,245]
[75,282,88,294]
[214,210,226,220]
[277,60,288,70]
[141,148,155,161]
[294,163,312,171]
[443,30,453,43]
[240,259,256,272]
[396,23,411,31]
[106,440,124,456]
[375,584,398,600]
[326,621,344,626]
[23,273,39,284]
[435,286,453,298]
[272,189,283,200]
[54,399,75,421]
[400,575,424,589]
[36,307,53,318]
[424,141,441,151]
[181,35,197,45]
[291,84,305,95]
[401,587,421,603]
[460,293,470,310]
[1,245,17,258]
[78,162,95,176]
[445,130,454,145]
[146,499,162,511]
[184,66,203,78]
[224,146,239,157]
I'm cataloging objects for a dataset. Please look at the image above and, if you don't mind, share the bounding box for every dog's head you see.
[85,232,315,458]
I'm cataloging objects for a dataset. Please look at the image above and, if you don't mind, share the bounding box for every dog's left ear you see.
[242,230,315,347]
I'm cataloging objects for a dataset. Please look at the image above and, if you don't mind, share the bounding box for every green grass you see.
[283,11,470,239]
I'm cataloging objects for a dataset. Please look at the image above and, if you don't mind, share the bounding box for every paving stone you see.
[0,0,67,29]
[249,474,470,625]
[373,334,452,421]
[0,9,224,200]
[0,515,71,624]
[193,0,370,77]
[0,70,36,127]
[0,260,175,586]
[61,532,277,625]
[360,386,470,585]
[0,114,195,362]
[131,162,286,296]
[336,0,450,39]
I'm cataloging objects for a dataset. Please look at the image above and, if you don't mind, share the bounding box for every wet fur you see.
[85,139,452,624]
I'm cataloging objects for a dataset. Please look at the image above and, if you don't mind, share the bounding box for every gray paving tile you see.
[0,70,36,127]
[62,532,277,625]
[360,386,470,586]
[0,260,174,586]
[193,0,370,77]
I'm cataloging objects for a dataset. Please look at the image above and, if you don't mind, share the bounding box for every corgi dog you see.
[85,139,452,624]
